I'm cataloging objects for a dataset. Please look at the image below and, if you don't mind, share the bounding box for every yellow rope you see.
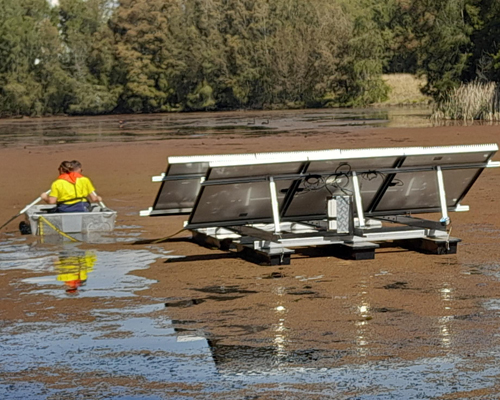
[38,217,44,236]
[150,228,187,244]
[38,216,80,242]
[38,216,45,244]
[445,225,452,251]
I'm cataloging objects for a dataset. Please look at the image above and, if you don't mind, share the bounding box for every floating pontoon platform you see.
[26,205,117,236]
[142,144,499,265]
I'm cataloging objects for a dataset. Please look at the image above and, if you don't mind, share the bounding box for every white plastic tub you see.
[25,205,117,235]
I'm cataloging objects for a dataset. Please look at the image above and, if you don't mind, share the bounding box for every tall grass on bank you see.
[378,74,431,106]
[432,81,500,121]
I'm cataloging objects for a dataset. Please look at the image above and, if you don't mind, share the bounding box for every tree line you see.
[1,0,499,116]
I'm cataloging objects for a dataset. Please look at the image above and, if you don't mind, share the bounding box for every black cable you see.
[300,162,405,198]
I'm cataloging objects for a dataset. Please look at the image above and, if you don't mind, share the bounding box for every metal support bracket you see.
[436,166,450,226]
[373,215,447,231]
[352,172,365,228]
[269,177,281,234]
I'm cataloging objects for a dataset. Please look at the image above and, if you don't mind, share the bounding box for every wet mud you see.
[1,109,500,399]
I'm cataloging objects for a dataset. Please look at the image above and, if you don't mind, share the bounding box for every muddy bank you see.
[1,121,500,398]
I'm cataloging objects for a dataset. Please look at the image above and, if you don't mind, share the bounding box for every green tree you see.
[422,1,474,97]
[462,0,500,83]
[336,0,390,105]
[58,0,119,114]
[0,0,62,115]
[266,0,355,107]
[216,0,273,108]
[112,0,187,112]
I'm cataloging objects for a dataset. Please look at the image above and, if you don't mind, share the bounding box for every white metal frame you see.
[144,143,499,261]
[351,172,365,228]
[269,177,281,234]
[436,166,450,225]
[208,143,498,169]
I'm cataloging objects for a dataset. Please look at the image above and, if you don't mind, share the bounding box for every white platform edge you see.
[206,144,498,168]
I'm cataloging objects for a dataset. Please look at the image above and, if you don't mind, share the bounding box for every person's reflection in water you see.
[55,251,96,294]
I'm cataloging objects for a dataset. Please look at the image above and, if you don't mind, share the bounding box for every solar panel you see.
[144,143,499,265]
[374,168,480,212]
[149,152,311,215]
[189,179,297,225]
[185,144,498,228]
[150,155,246,215]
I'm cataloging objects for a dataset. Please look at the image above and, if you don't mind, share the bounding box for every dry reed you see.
[378,73,430,105]
[432,81,500,121]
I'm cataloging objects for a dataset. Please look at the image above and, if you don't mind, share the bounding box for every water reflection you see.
[0,303,218,398]
[355,280,371,357]
[36,230,141,245]
[2,234,500,398]
[55,251,96,294]
[272,286,289,366]
[0,107,437,147]
[440,285,453,309]
[439,284,454,349]
[0,241,165,298]
[1,241,499,398]
[3,107,500,148]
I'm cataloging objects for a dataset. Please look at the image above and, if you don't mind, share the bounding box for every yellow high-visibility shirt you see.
[50,176,96,205]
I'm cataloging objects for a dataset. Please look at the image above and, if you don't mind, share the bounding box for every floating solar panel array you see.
[143,144,499,264]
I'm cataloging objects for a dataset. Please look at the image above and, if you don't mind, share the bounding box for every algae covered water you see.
[1,110,500,399]
[0,107,434,147]
[1,230,500,399]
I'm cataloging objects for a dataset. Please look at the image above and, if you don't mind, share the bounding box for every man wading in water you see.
[40,160,103,213]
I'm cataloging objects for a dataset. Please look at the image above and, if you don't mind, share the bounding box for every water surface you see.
[1,233,500,399]
[0,107,435,147]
